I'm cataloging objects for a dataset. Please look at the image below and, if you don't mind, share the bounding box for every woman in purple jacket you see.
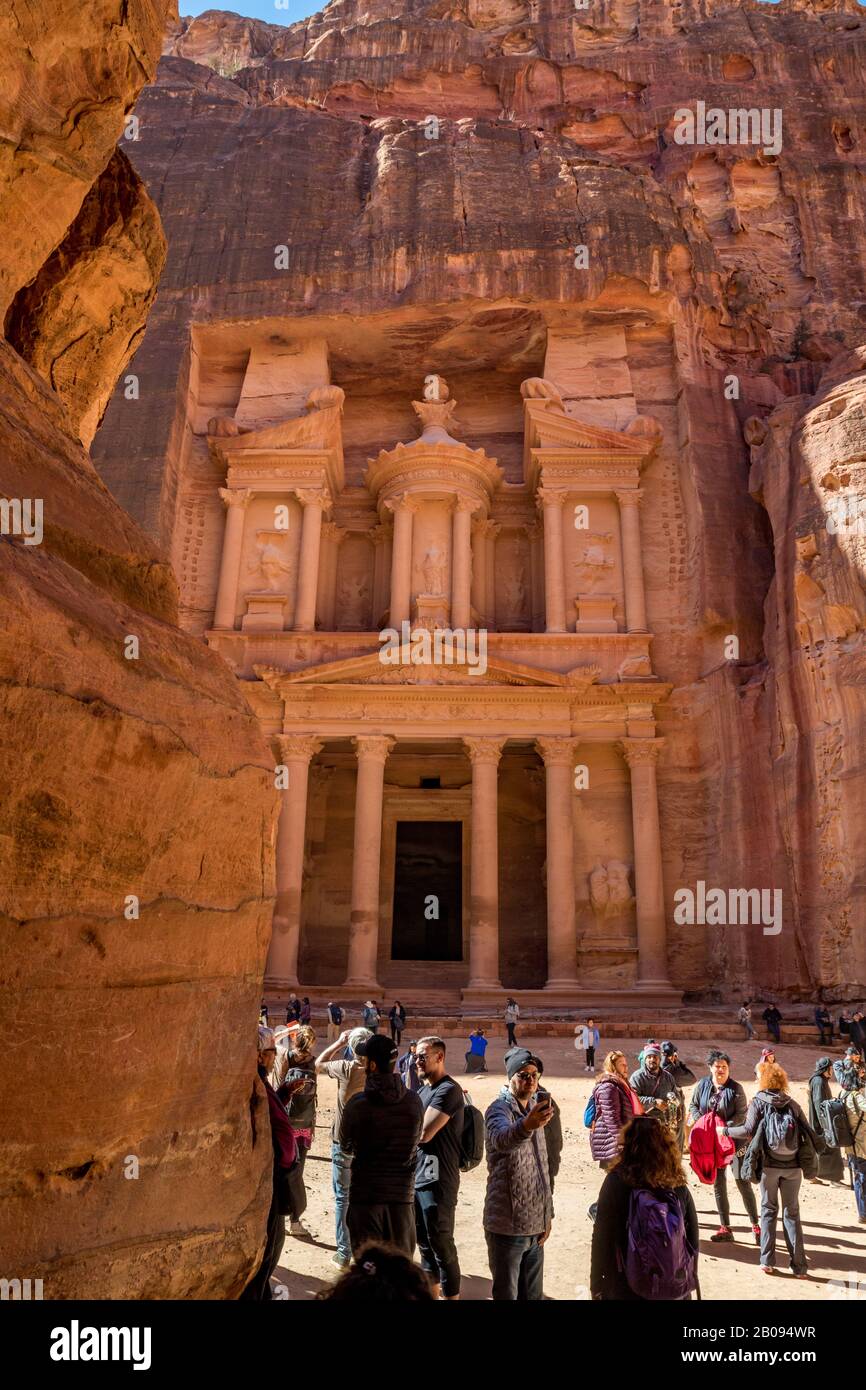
[590,1051,642,1169]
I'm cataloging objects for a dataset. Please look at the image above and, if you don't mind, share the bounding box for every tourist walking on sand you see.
[389,1000,407,1045]
[590,1116,700,1301]
[575,1017,600,1074]
[483,1050,554,1300]
[362,999,381,1032]
[504,997,520,1048]
[590,1052,642,1171]
[414,1037,465,1299]
[814,1004,833,1047]
[339,1033,424,1256]
[688,1050,760,1245]
[279,1024,318,1237]
[723,1060,818,1279]
[808,1057,845,1184]
[241,1027,303,1300]
[315,1025,372,1270]
[326,1000,344,1044]
[762,1002,782,1044]
[843,1082,866,1223]
[738,1002,754,1040]
[399,1039,421,1092]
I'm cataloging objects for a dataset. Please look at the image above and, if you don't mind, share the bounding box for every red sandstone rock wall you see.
[92,0,866,1000]
[0,1,277,1298]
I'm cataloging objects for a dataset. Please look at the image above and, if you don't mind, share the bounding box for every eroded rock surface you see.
[0,0,276,1299]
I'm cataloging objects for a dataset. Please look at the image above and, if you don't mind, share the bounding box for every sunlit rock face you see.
[88,0,866,1010]
[0,1,277,1299]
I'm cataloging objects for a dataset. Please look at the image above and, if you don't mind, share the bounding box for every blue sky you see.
[180,1,319,21]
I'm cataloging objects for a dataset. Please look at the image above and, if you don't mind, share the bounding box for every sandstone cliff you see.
[92,0,866,1001]
[0,1,277,1298]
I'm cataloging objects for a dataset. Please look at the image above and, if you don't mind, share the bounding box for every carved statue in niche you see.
[573,532,614,593]
[339,574,370,626]
[589,860,634,927]
[421,542,447,595]
[248,531,292,591]
[503,567,527,625]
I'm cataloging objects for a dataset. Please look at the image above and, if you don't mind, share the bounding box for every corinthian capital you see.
[536,487,567,510]
[274,734,323,763]
[384,494,421,517]
[535,737,579,767]
[619,737,664,768]
[353,734,396,764]
[295,487,331,510]
[464,737,506,766]
[219,487,252,509]
[615,489,643,510]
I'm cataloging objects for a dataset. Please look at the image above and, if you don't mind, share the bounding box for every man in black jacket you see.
[661,1041,697,1153]
[339,1032,424,1256]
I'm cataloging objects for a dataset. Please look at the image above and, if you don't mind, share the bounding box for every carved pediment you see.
[522,389,662,487]
[254,648,593,691]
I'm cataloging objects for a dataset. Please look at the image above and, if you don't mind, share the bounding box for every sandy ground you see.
[272,1034,866,1301]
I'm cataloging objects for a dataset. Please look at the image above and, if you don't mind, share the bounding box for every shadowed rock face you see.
[92,0,866,1001]
[0,1,277,1299]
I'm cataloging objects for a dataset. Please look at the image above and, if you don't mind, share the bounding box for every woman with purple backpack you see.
[590,1116,700,1301]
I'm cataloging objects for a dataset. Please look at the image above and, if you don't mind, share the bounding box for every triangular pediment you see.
[254,650,601,691]
[523,397,656,458]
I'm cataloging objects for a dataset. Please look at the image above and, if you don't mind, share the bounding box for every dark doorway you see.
[391,820,463,960]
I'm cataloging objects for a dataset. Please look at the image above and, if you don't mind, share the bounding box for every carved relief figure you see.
[503,568,527,625]
[339,574,370,626]
[421,542,447,595]
[248,532,292,591]
[573,532,614,593]
[589,860,634,926]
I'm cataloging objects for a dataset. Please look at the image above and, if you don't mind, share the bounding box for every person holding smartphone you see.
[483,1049,555,1300]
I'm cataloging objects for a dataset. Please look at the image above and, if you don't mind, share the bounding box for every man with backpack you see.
[808,1057,844,1183]
[414,1036,466,1299]
[723,1059,816,1278]
[834,1044,865,1092]
[661,1041,696,1153]
[326,1001,344,1043]
[483,1049,554,1300]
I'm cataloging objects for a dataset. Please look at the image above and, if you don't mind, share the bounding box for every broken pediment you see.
[208,386,345,492]
[521,379,662,488]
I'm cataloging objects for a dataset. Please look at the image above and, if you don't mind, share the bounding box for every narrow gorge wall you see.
[0,2,277,1298]
[93,0,866,1002]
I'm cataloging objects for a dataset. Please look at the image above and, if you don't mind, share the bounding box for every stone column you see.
[370,523,391,630]
[483,521,500,630]
[464,737,505,989]
[536,737,580,988]
[344,734,395,990]
[451,499,476,629]
[293,488,329,632]
[385,495,418,629]
[319,522,346,629]
[214,488,251,629]
[616,490,648,633]
[526,520,545,632]
[620,738,672,989]
[266,734,323,989]
[471,518,488,622]
[537,488,568,633]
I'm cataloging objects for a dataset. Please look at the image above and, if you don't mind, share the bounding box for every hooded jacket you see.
[590,1074,636,1164]
[338,1071,423,1204]
[483,1087,554,1236]
[726,1089,814,1170]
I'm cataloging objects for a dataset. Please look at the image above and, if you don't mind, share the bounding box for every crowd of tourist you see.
[246,997,866,1302]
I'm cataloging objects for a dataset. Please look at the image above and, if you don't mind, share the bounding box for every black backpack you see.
[820,1096,862,1150]
[459,1101,485,1172]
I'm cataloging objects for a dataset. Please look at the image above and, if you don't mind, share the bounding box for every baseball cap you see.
[355,1034,398,1069]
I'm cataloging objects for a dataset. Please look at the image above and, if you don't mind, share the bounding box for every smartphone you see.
[535,1090,552,1111]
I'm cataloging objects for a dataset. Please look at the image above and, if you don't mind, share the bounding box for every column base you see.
[634,978,681,1005]
[461,982,504,1007]
[264,975,300,993]
[341,978,384,996]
